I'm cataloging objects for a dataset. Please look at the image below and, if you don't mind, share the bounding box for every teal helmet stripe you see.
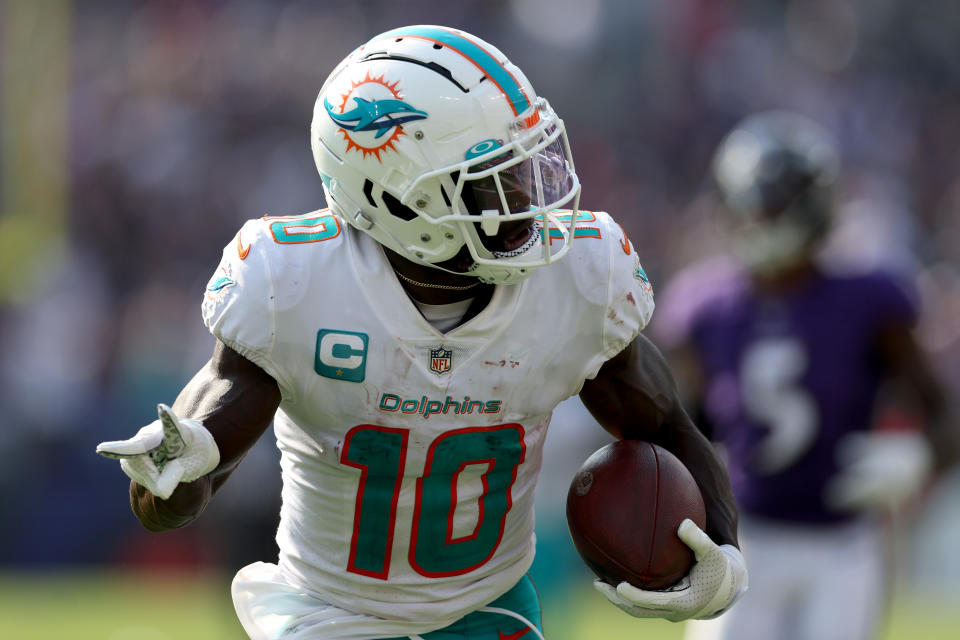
[376,26,531,115]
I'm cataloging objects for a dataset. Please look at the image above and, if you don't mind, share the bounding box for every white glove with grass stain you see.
[97,404,219,500]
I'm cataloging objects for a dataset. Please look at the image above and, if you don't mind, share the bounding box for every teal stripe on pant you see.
[381,574,543,640]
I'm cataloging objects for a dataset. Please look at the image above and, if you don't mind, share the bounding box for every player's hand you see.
[825,430,933,513]
[593,519,748,622]
[96,404,220,500]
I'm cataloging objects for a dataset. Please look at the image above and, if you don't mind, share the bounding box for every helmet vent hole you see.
[433,43,443,50]
[362,53,468,93]
[395,38,403,42]
[381,191,418,221]
[363,179,377,207]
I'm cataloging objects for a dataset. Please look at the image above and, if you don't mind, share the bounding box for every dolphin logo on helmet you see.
[324,96,427,139]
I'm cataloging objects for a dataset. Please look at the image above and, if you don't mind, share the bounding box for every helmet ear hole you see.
[381,191,418,221]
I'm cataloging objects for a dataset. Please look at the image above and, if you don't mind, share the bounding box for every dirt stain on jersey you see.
[607,307,624,326]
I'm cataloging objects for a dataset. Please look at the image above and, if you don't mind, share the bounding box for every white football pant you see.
[684,516,887,640]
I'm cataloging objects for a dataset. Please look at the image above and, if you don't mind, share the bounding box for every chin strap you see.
[491,220,543,258]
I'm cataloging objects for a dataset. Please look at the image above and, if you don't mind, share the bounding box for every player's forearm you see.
[876,323,960,471]
[127,342,281,531]
[657,410,739,548]
[130,476,212,531]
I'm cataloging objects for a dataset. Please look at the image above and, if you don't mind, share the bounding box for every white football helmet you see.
[311,25,581,284]
[712,111,840,275]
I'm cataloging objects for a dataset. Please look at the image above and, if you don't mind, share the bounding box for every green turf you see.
[0,570,956,640]
[547,584,960,640]
[0,570,243,640]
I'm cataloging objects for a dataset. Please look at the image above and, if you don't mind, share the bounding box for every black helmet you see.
[712,111,839,274]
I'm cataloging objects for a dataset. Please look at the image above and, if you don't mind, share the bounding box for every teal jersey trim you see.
[376,26,531,116]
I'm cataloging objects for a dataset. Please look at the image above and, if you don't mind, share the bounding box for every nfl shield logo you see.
[429,346,453,375]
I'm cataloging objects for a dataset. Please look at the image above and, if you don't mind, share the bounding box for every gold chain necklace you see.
[395,270,483,291]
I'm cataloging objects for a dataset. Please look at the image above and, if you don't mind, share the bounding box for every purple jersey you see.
[655,257,918,524]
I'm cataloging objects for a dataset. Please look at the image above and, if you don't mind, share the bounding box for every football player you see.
[652,111,958,640]
[97,26,747,640]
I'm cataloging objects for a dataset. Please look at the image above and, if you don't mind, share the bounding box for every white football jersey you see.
[201,209,654,633]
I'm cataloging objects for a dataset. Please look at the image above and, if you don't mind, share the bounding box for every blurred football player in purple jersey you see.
[653,111,958,640]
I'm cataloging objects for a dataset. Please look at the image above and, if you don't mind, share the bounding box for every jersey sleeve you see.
[649,255,744,350]
[200,219,293,397]
[864,270,919,330]
[579,212,656,380]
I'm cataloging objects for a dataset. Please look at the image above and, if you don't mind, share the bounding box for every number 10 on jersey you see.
[341,423,526,579]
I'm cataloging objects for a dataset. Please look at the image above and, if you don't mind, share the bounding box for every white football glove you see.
[97,404,220,500]
[594,519,748,622]
[825,430,933,513]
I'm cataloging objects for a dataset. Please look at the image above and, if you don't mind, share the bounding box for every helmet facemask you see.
[400,102,581,283]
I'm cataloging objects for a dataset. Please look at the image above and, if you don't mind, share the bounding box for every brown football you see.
[566,440,706,590]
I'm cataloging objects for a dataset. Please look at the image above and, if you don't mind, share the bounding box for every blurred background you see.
[1,0,958,638]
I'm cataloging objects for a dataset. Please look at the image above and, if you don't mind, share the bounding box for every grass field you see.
[0,570,957,639]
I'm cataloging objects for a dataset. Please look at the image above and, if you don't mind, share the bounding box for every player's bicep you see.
[172,340,281,478]
[580,333,684,441]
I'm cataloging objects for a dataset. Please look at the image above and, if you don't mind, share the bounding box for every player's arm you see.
[580,333,747,621]
[659,341,717,441]
[580,333,738,547]
[875,321,959,470]
[827,319,959,512]
[116,340,281,531]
